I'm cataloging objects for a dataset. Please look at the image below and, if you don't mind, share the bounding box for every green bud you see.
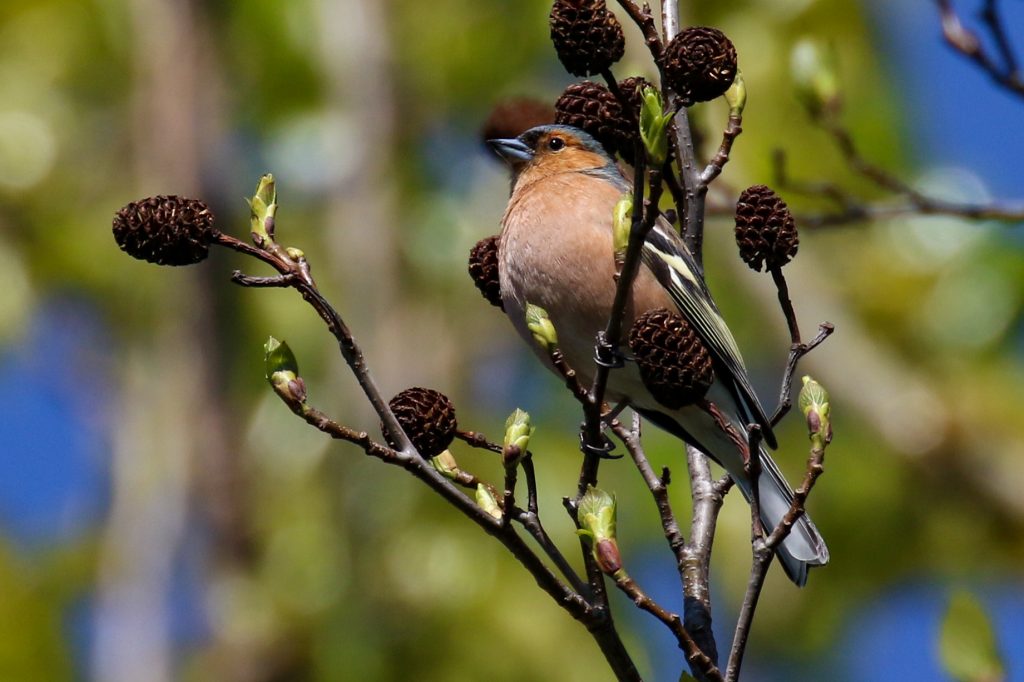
[799,375,832,447]
[248,174,278,241]
[577,486,616,544]
[791,39,840,117]
[265,336,298,378]
[525,303,558,351]
[476,483,503,520]
[612,195,633,265]
[285,246,305,260]
[503,408,534,464]
[724,69,747,116]
[639,86,673,166]
[576,486,621,575]
[431,449,460,479]
[265,337,306,403]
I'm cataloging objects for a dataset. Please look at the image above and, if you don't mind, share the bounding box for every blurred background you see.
[1,0,1023,680]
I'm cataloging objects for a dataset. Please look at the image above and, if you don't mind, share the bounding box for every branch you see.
[772,130,1024,228]
[937,0,1024,100]
[611,414,688,573]
[614,0,663,59]
[771,323,835,427]
[586,154,655,452]
[614,571,724,681]
[700,107,743,187]
[725,420,829,681]
[680,445,725,668]
[218,231,412,454]
[453,427,590,596]
[215,208,646,680]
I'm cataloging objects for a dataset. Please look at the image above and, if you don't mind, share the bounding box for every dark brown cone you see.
[549,0,625,77]
[468,235,503,310]
[734,185,799,271]
[661,27,737,106]
[384,387,458,458]
[615,76,656,159]
[628,308,714,409]
[481,98,556,146]
[554,81,630,158]
[113,195,216,266]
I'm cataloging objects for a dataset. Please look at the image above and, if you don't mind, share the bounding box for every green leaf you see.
[639,86,671,166]
[503,408,534,455]
[525,303,558,350]
[249,173,278,239]
[264,336,299,379]
[939,590,1005,682]
[612,194,633,259]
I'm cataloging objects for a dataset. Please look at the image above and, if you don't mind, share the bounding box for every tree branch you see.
[937,0,1024,99]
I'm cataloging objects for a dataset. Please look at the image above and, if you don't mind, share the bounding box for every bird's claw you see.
[578,432,622,459]
[593,333,626,369]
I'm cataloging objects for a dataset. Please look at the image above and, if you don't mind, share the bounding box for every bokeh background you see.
[1,0,1022,680]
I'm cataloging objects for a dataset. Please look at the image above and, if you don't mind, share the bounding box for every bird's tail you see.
[732,447,829,587]
[635,406,828,586]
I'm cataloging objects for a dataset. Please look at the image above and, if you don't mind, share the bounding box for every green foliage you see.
[939,591,1006,682]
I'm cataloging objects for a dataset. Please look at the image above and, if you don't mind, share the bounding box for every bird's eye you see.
[548,136,566,151]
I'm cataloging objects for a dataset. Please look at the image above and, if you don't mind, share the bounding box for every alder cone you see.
[734,185,799,271]
[112,195,215,266]
[549,0,625,77]
[661,26,737,106]
[384,387,458,458]
[468,235,503,310]
[628,308,714,409]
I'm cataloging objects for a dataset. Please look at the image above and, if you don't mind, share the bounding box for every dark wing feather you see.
[641,218,777,448]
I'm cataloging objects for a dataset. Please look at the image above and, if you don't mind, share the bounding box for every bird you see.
[488,124,828,586]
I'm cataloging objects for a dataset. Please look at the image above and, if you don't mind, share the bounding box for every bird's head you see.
[488,125,617,185]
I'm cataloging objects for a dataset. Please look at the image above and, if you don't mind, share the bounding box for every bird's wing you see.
[641,218,777,448]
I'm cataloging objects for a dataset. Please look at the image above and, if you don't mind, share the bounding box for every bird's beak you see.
[488,137,534,164]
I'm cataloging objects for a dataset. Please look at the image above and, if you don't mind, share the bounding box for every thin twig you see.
[772,123,1024,227]
[614,572,725,682]
[981,0,1019,77]
[769,267,801,344]
[501,445,520,527]
[743,426,765,541]
[764,441,827,551]
[613,0,663,59]
[937,0,1024,99]
[552,348,591,404]
[663,162,689,224]
[454,429,503,453]
[700,109,743,186]
[611,414,688,573]
[771,323,835,427]
[725,423,829,681]
[523,454,540,515]
[215,231,413,454]
[231,272,298,288]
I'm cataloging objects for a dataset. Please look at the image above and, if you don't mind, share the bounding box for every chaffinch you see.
[489,124,828,586]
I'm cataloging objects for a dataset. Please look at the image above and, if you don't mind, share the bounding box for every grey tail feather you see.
[733,447,829,587]
[634,408,828,587]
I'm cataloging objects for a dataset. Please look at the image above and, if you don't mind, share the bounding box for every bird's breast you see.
[498,172,674,393]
